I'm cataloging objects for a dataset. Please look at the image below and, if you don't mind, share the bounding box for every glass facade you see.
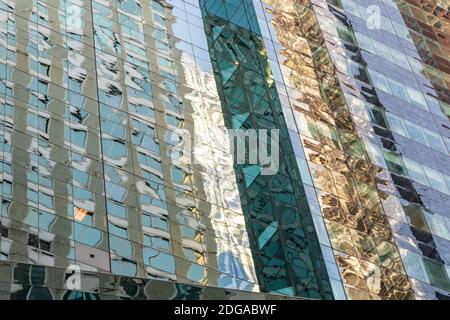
[0,0,259,296]
[0,0,449,300]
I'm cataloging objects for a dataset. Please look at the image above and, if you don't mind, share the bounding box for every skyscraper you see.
[0,0,449,300]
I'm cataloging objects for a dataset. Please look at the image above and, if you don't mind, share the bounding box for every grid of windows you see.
[254,0,450,299]
[0,0,258,294]
[320,0,450,297]
[0,0,449,301]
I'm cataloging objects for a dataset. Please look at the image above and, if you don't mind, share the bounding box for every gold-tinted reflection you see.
[261,0,414,299]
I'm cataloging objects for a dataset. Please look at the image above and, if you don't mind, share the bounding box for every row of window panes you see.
[353,25,450,92]
[364,138,450,195]
[367,66,450,128]
[0,188,254,282]
[2,87,236,192]
[330,55,448,145]
[338,0,413,42]
[0,64,232,159]
[0,218,255,287]
[92,0,209,51]
[322,26,450,150]
[1,1,211,78]
[0,142,238,219]
[0,189,244,257]
[362,101,450,155]
[384,111,449,155]
[0,132,243,228]
[1,23,214,97]
[342,0,450,79]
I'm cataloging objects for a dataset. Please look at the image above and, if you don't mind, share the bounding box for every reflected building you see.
[0,0,449,300]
